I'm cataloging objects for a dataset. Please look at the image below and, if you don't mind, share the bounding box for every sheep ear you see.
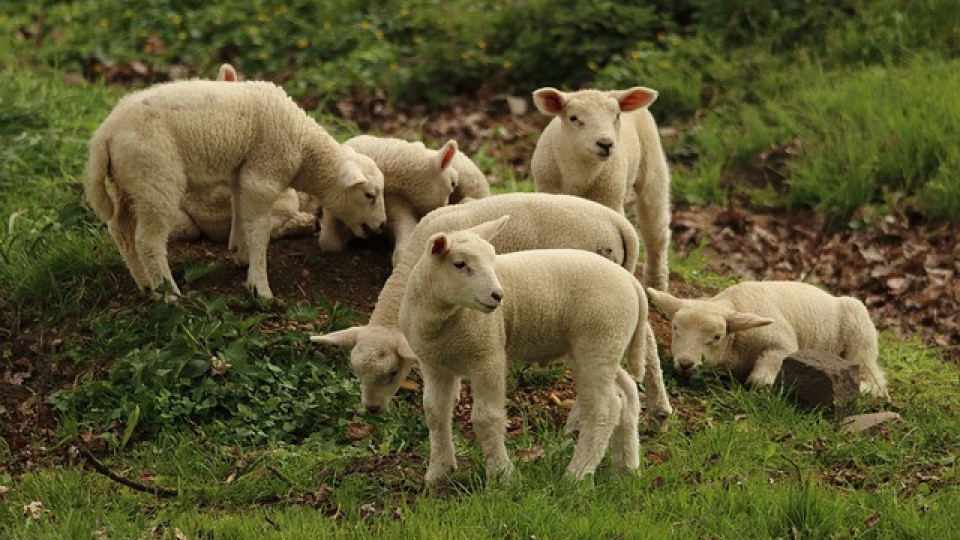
[468,215,510,242]
[610,87,658,112]
[435,140,458,171]
[429,233,450,257]
[646,288,684,318]
[310,326,361,348]
[339,163,366,188]
[532,87,566,116]
[217,63,238,82]
[725,312,774,333]
[397,337,418,362]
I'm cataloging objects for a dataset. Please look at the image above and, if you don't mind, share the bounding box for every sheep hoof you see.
[318,233,346,253]
[485,463,515,486]
[245,282,274,300]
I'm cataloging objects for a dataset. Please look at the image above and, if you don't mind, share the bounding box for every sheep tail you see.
[625,279,648,380]
[616,215,640,273]
[84,131,114,221]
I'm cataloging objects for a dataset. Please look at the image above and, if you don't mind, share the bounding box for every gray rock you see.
[774,349,860,418]
[840,412,902,433]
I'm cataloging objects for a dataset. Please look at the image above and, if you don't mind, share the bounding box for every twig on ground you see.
[79,449,179,498]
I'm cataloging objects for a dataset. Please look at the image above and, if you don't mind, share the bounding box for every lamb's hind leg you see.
[642,324,673,430]
[608,368,640,474]
[634,182,670,291]
[843,299,889,398]
[108,190,149,292]
[132,191,181,297]
[566,352,620,481]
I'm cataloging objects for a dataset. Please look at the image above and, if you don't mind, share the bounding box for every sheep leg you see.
[108,192,150,292]
[842,299,889,398]
[132,196,180,298]
[565,356,620,481]
[422,365,461,486]
[234,177,280,299]
[641,325,673,429]
[387,200,419,267]
[470,365,514,483]
[318,210,351,252]
[746,348,793,388]
[228,194,240,252]
[608,368,640,474]
[633,182,670,291]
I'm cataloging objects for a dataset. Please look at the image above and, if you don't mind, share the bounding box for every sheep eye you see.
[364,192,376,200]
[713,334,722,342]
[569,115,578,123]
[389,369,400,378]
[453,261,467,269]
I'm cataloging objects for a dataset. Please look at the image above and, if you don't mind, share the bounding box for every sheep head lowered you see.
[532,87,658,162]
[326,148,387,238]
[647,289,773,377]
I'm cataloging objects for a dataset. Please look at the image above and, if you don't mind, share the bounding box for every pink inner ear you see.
[431,236,447,255]
[441,145,456,169]
[619,89,656,112]
[223,70,236,82]
[537,91,564,114]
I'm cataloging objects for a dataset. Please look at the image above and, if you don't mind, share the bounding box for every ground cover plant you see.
[1,0,959,537]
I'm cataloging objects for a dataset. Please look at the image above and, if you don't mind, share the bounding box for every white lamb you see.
[320,135,461,265]
[531,86,671,291]
[398,216,650,483]
[165,64,320,244]
[647,281,889,397]
[311,193,672,427]
[85,79,386,299]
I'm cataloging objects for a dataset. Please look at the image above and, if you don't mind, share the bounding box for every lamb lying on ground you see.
[85,79,386,298]
[166,64,320,244]
[311,192,672,427]
[320,135,464,265]
[531,86,671,291]
[647,281,889,397]
[399,217,649,483]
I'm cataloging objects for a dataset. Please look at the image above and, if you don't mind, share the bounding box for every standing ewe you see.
[531,86,671,291]
[85,79,386,299]
[647,281,889,397]
[399,217,650,483]
[320,135,464,265]
[311,193,672,428]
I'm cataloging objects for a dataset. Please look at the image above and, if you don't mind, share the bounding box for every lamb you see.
[310,192,672,427]
[646,281,889,397]
[84,79,386,299]
[531,86,671,291]
[398,217,651,483]
[320,135,460,265]
[166,64,321,245]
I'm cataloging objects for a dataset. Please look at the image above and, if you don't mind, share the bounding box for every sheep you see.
[319,135,460,264]
[531,86,671,292]
[166,64,321,245]
[84,79,386,299]
[447,148,491,204]
[646,281,889,397]
[310,192,672,427]
[397,216,652,483]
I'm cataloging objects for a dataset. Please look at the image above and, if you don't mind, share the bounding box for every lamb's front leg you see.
[747,348,793,388]
[470,364,513,483]
[642,324,673,430]
[422,365,461,486]
[235,177,280,299]
[566,358,620,481]
[318,210,351,252]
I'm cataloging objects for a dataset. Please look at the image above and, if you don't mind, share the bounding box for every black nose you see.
[365,404,381,414]
[491,291,503,302]
[596,139,613,154]
[677,360,694,371]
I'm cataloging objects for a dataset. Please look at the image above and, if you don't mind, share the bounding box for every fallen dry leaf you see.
[209,356,232,377]
[174,527,187,540]
[23,501,44,520]
[347,421,375,441]
[399,379,420,392]
[515,445,545,463]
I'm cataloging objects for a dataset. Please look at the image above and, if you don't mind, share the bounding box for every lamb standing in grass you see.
[85,79,386,298]
[531,86,671,291]
[166,64,321,245]
[311,193,672,427]
[647,281,889,397]
[320,135,468,265]
[399,216,649,483]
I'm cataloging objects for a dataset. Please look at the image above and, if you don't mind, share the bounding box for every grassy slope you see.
[1,66,958,539]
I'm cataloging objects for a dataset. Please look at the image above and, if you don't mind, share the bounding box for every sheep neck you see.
[291,125,345,200]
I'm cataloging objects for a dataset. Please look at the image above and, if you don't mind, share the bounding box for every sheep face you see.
[327,154,386,238]
[310,325,417,413]
[532,87,658,162]
[424,216,511,313]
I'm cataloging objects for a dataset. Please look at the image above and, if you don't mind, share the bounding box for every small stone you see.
[774,349,860,418]
[840,412,902,433]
